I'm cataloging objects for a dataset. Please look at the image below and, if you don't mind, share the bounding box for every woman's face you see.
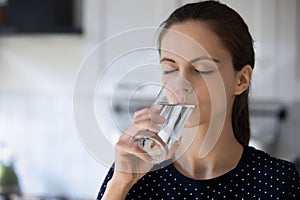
[160,21,238,127]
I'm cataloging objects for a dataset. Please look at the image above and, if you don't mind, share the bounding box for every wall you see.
[0,35,108,199]
[222,0,299,102]
[0,1,183,198]
[220,0,300,160]
[0,0,299,199]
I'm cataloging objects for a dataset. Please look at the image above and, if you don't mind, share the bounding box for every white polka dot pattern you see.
[97,146,300,199]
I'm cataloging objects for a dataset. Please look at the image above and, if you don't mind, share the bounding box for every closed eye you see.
[163,69,178,74]
[161,63,178,75]
[194,69,214,75]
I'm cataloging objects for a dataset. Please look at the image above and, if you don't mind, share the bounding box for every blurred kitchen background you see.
[0,0,299,199]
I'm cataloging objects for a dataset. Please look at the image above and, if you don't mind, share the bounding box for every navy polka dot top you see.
[97,146,300,199]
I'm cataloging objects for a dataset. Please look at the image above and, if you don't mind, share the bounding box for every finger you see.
[133,119,161,133]
[123,124,140,136]
[125,117,161,132]
[116,135,153,162]
[123,118,161,137]
[133,108,151,121]
[133,107,165,122]
[149,106,165,122]
[149,112,165,124]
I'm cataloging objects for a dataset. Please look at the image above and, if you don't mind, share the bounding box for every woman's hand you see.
[102,107,164,199]
[114,107,164,183]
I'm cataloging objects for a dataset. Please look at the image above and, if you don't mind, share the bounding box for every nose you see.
[165,74,194,104]
[173,78,193,95]
[172,69,193,93]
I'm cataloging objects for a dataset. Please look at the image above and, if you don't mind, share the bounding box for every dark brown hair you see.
[159,0,255,145]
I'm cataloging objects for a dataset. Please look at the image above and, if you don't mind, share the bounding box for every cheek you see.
[221,73,238,107]
[191,77,213,105]
[218,66,238,98]
[194,84,209,105]
[192,75,228,115]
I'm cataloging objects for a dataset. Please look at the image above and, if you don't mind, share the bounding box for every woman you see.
[97,1,300,199]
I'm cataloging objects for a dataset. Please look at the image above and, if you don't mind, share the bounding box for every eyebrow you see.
[160,56,220,64]
[190,56,220,63]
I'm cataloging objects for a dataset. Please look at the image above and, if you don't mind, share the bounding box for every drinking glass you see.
[133,81,195,163]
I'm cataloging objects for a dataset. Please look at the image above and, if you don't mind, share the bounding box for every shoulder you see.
[244,146,297,172]
[243,146,300,191]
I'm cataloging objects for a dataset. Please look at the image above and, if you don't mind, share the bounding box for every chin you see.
[184,116,202,127]
[183,107,202,127]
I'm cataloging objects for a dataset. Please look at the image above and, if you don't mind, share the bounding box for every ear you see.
[234,65,253,95]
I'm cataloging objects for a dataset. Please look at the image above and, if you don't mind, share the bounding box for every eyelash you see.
[163,69,214,75]
[196,69,214,75]
[163,69,177,74]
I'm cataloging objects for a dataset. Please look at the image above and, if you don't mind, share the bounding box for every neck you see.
[173,119,243,180]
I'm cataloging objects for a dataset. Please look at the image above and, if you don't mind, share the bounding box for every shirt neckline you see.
[166,145,249,184]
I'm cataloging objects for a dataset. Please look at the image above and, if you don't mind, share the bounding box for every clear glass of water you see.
[133,82,195,163]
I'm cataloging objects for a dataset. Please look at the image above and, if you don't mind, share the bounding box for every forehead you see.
[160,21,230,61]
